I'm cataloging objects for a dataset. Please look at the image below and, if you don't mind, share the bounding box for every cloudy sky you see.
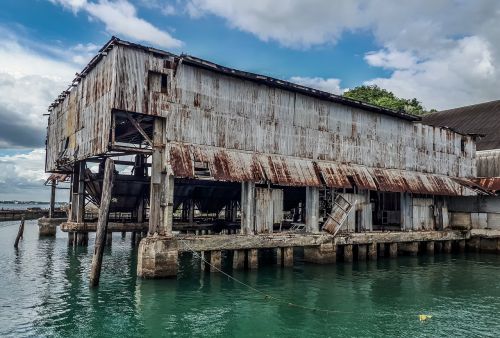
[0,0,499,201]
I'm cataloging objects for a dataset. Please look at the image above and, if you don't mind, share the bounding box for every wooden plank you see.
[89,158,115,287]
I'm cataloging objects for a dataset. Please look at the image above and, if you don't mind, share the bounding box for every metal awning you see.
[167,142,476,196]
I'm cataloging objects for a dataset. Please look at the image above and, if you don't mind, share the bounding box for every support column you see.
[426,241,435,255]
[304,243,336,264]
[77,232,88,246]
[106,231,112,247]
[457,239,466,253]
[241,182,256,234]
[248,249,258,269]
[148,118,173,236]
[68,232,75,246]
[233,250,245,269]
[389,243,398,258]
[276,247,283,266]
[305,187,320,233]
[435,241,443,253]
[443,241,452,254]
[90,158,115,287]
[357,244,367,261]
[368,242,377,260]
[399,242,419,256]
[210,251,222,273]
[283,247,294,267]
[189,199,195,225]
[49,180,56,219]
[38,217,57,236]
[378,243,386,257]
[344,245,353,262]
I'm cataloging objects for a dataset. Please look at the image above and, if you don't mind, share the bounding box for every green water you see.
[1,220,499,337]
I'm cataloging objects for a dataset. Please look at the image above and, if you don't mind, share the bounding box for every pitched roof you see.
[422,100,500,151]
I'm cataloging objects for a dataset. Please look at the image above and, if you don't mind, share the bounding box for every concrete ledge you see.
[470,229,500,238]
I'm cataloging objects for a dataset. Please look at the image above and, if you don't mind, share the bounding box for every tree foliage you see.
[343,85,434,116]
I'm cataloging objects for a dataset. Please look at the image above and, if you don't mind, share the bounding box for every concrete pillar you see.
[137,237,178,278]
[368,242,377,260]
[304,243,336,264]
[457,239,466,253]
[357,244,367,261]
[443,241,452,253]
[248,249,258,269]
[38,218,57,236]
[276,247,283,266]
[378,243,386,257]
[426,241,435,255]
[233,250,245,269]
[210,251,222,273]
[305,186,320,233]
[344,245,353,262]
[399,242,418,256]
[389,243,398,258]
[435,241,443,253]
[283,247,294,267]
[241,182,256,234]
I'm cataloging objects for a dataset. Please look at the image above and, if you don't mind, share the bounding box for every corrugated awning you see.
[168,143,475,196]
[472,177,500,191]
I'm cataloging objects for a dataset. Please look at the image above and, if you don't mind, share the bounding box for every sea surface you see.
[1,220,499,337]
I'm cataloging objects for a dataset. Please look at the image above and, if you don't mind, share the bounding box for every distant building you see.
[423,100,500,229]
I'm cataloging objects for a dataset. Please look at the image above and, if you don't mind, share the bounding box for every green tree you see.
[343,85,432,115]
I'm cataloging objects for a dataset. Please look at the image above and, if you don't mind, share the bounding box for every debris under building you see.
[44,37,496,278]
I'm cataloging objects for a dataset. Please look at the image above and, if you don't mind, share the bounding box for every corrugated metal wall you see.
[477,150,500,177]
[46,48,117,172]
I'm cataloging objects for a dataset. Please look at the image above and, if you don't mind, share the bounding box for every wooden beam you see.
[126,113,153,146]
[89,158,115,287]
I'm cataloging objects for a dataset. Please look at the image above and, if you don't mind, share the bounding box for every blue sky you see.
[0,0,499,200]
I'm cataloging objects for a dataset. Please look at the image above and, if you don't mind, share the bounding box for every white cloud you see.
[289,77,344,95]
[0,149,52,201]
[51,0,183,48]
[187,0,500,110]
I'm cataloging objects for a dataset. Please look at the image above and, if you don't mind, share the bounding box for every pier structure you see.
[44,37,497,278]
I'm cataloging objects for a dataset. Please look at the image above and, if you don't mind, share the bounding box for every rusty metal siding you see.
[157,61,475,178]
[46,48,117,172]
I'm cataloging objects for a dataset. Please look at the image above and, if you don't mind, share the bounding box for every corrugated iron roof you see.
[422,100,500,151]
[471,177,500,192]
[168,142,475,196]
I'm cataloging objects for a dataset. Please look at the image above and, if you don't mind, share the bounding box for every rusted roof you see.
[471,177,500,192]
[49,36,420,122]
[422,100,500,151]
[168,142,475,196]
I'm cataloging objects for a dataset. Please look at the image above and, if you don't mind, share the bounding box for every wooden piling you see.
[443,241,452,253]
[233,250,245,269]
[210,250,222,273]
[89,158,115,287]
[426,241,435,255]
[357,244,367,261]
[249,249,258,269]
[14,216,25,249]
[276,247,283,266]
[283,247,294,267]
[389,243,398,258]
[368,242,377,260]
[344,244,353,262]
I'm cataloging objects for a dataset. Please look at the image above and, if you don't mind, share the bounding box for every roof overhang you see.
[168,142,477,196]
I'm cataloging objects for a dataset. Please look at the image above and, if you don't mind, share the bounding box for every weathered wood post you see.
[14,216,25,249]
[49,180,56,219]
[89,158,114,287]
